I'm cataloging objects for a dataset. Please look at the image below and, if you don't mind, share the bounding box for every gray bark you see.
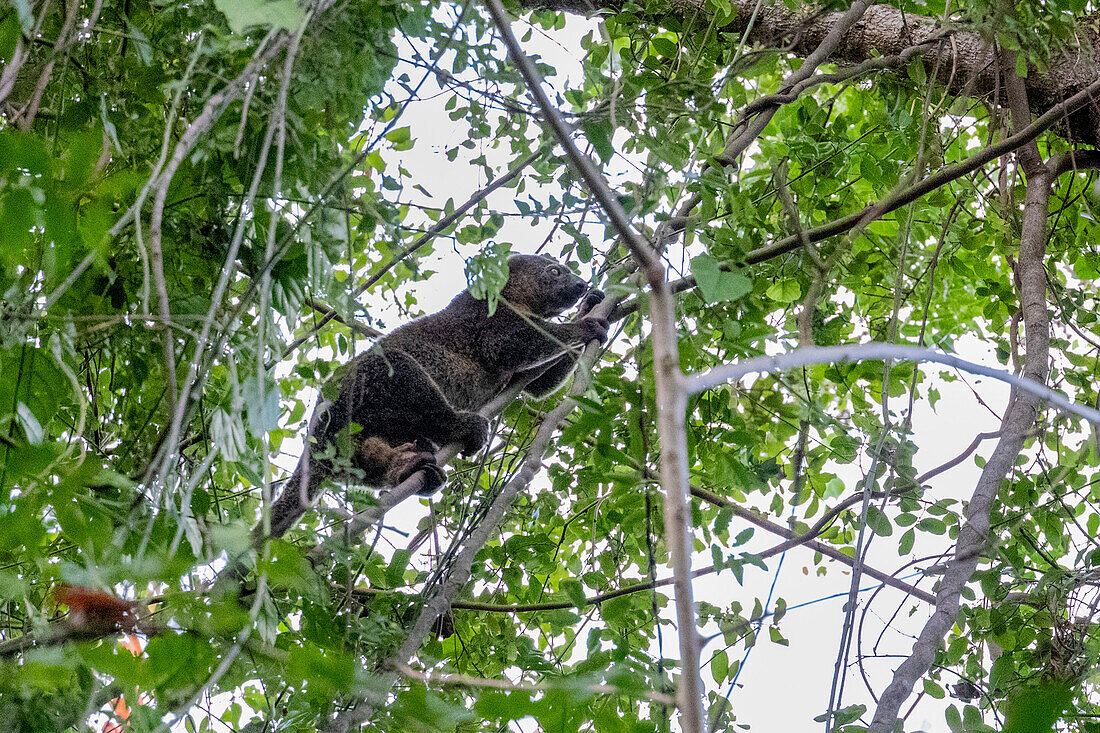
[521,0,1100,146]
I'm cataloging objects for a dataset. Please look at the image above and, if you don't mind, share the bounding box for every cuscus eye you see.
[546,265,563,276]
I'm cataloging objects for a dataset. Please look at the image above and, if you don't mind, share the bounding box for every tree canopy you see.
[2,0,1100,730]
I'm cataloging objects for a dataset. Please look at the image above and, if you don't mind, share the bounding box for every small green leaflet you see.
[690,254,752,304]
[214,0,305,34]
[766,279,801,303]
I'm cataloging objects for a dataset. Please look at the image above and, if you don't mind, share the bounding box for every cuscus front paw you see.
[579,316,610,345]
[578,289,605,317]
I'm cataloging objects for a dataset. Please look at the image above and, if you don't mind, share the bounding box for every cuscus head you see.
[502,254,591,317]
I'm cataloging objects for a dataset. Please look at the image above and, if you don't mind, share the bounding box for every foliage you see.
[1,0,1100,729]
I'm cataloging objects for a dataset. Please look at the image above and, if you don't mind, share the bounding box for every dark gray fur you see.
[261,254,608,539]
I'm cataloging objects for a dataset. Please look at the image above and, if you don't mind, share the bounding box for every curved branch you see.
[868,157,1054,731]
[687,342,1100,425]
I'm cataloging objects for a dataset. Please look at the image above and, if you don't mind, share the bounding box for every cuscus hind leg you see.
[355,437,446,495]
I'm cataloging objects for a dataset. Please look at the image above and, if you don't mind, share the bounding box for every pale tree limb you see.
[686,343,1098,425]
[142,50,285,493]
[522,0,1100,147]
[144,29,291,411]
[868,54,1054,730]
[255,7,308,559]
[915,431,1001,485]
[480,2,705,732]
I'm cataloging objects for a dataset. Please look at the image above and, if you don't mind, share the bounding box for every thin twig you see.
[390,661,677,706]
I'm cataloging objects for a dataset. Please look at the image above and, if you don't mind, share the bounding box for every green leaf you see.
[899,527,915,555]
[212,408,246,462]
[560,578,586,608]
[385,549,411,587]
[582,120,614,163]
[213,0,305,33]
[923,678,946,698]
[768,625,788,646]
[766,279,801,303]
[711,649,729,682]
[691,254,752,303]
[815,704,866,725]
[1002,682,1072,733]
[0,570,27,600]
[865,505,892,536]
[600,594,632,627]
[918,517,947,535]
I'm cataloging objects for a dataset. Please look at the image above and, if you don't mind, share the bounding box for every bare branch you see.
[483,0,656,276]
[481,2,702,731]
[868,132,1054,731]
[687,342,1100,425]
[916,431,1002,484]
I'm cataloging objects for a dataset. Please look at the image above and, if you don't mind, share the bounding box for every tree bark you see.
[521,0,1100,146]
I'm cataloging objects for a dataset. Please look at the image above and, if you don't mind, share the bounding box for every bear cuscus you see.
[260,254,608,540]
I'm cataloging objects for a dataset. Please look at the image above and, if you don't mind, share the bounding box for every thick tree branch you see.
[687,342,1100,425]
[482,2,704,731]
[521,0,1100,146]
[869,119,1054,732]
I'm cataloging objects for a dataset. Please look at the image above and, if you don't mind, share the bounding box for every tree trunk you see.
[522,0,1100,146]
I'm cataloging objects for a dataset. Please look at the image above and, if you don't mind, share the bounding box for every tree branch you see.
[744,73,1100,263]
[481,2,704,731]
[520,0,1100,146]
[686,342,1100,426]
[868,122,1054,732]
